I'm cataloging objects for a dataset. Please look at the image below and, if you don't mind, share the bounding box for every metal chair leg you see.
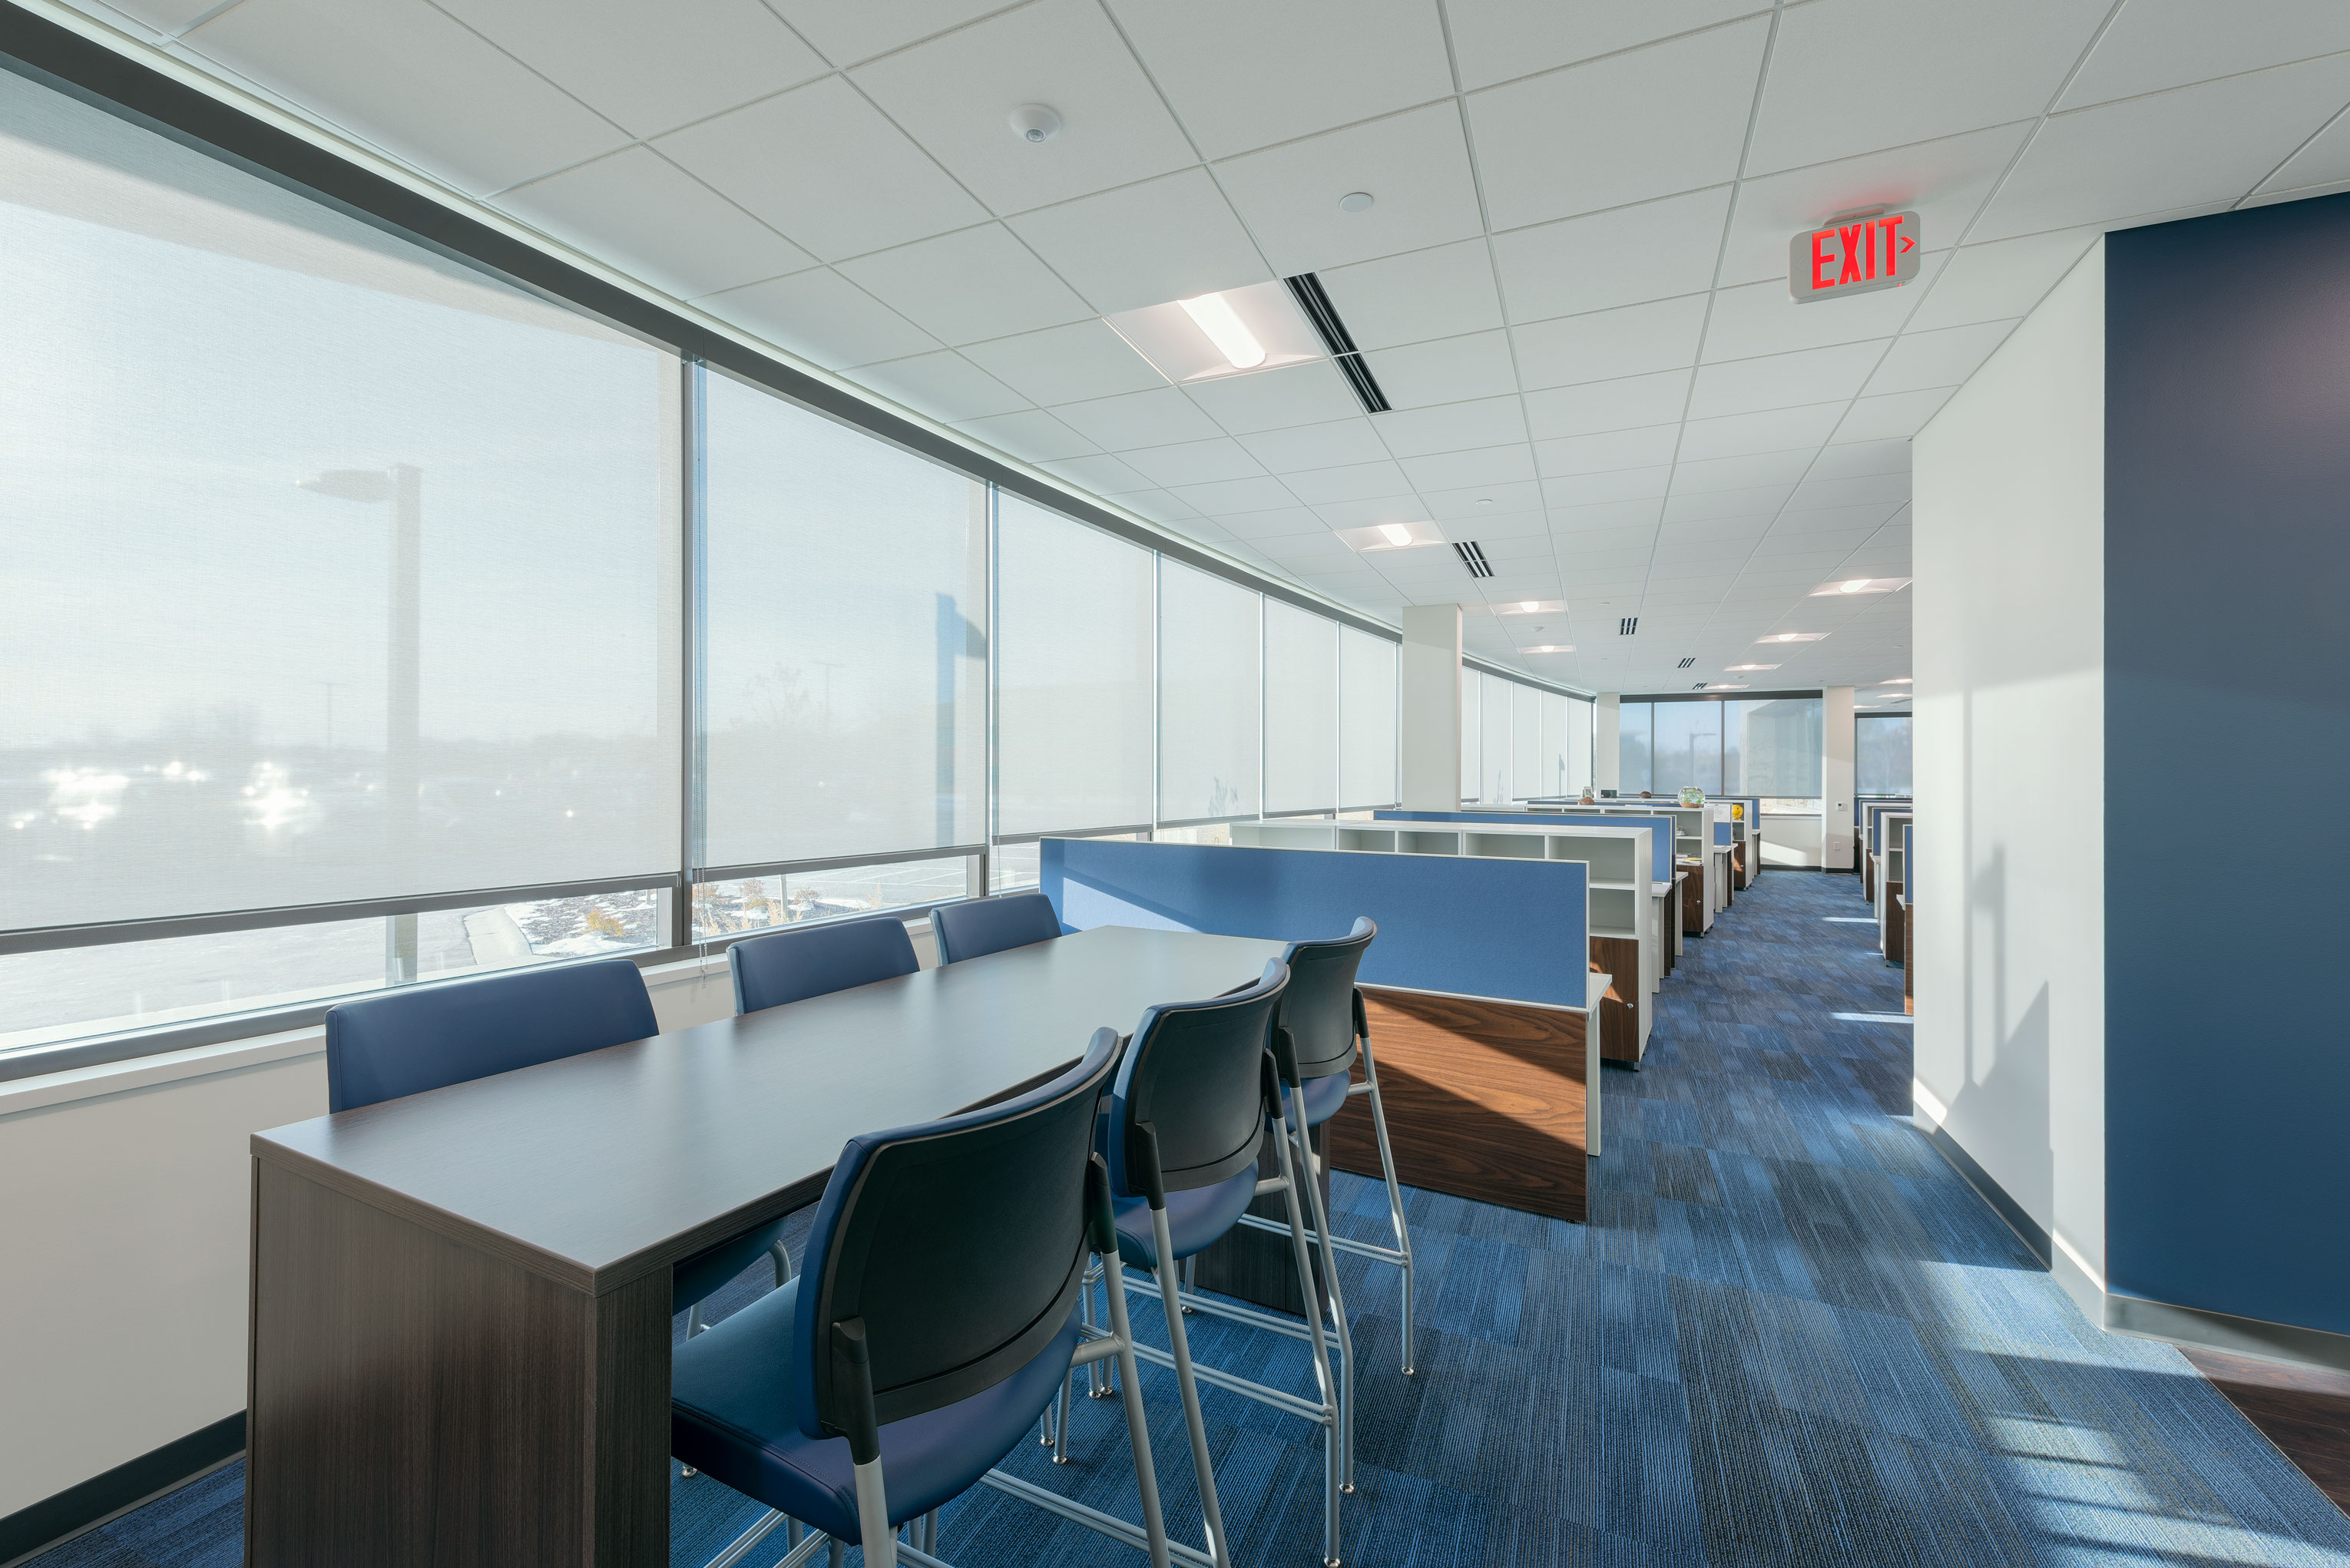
[1101,1256,1176,1568]
[1359,1036,1417,1376]
[1269,1103,1345,1567]
[1287,1095,1355,1496]
[1150,1209,1234,1568]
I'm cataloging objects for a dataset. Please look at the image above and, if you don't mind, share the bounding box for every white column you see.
[1594,693,1620,793]
[1398,605,1461,810]
[1822,684,1855,870]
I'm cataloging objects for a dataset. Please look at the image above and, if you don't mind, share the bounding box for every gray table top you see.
[253,925,1289,1294]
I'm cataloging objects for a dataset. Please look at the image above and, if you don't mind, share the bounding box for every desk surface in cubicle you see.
[1376,809,1674,882]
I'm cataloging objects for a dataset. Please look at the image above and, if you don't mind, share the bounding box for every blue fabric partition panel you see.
[1375,809,1673,882]
[1713,820,1732,845]
[1041,838,1589,1007]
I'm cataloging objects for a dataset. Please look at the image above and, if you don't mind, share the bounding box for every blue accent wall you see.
[2105,197,2350,1335]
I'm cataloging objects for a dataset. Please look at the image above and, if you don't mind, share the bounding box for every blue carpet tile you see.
[30,871,2350,1566]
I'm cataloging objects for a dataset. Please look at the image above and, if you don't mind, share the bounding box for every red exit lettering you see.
[1789,210,1920,303]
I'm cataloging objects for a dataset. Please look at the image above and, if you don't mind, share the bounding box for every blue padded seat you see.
[1109,1165,1258,1271]
[927,892,1062,964]
[1292,1070,1352,1128]
[670,1276,1081,1540]
[730,914,918,1014]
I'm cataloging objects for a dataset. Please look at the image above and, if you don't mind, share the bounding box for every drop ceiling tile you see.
[1215,507,1329,540]
[1664,484,1792,523]
[1236,418,1392,471]
[654,76,987,259]
[80,0,207,31]
[1905,229,2100,332]
[1809,438,1907,481]
[1107,488,1200,522]
[1833,388,1954,443]
[1107,0,1455,160]
[1216,102,1484,275]
[1658,514,1771,544]
[1253,530,1364,567]
[956,409,1099,461]
[850,0,1196,214]
[836,224,1094,345]
[1671,448,1818,494]
[1041,453,1150,493]
[1974,58,2350,242]
[1313,496,1434,527]
[768,0,1008,66]
[498,147,813,298]
[1769,502,1894,534]
[435,0,826,139]
[1513,296,1710,389]
[849,349,1029,421]
[1493,187,1733,321]
[1369,398,1527,459]
[1317,240,1506,352]
[1117,437,1266,488]
[700,268,942,366]
[1445,0,1768,92]
[1467,18,1770,229]
[1548,498,1665,532]
[1700,252,1946,362]
[1435,500,1551,534]
[1687,340,1885,421]
[1745,0,2110,175]
[1361,332,1521,408]
[1718,122,2033,286]
[962,320,1167,405]
[1049,386,1223,449]
[1184,362,1367,434]
[1863,320,2014,397]
[2061,0,2350,109]
[1285,459,1415,504]
[1401,445,1540,491]
[1475,532,1558,559]
[1522,370,1694,440]
[1786,471,1908,511]
[1007,168,1270,314]
[1170,475,1302,515]
[1543,467,1673,506]
[1678,402,1846,462]
[2255,104,2350,197]
[1534,424,1681,478]
[184,0,627,195]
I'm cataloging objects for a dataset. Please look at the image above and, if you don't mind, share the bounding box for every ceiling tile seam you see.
[414,0,640,144]
[1430,0,1564,660]
[796,0,1039,73]
[2057,43,2350,121]
[1675,0,2134,647]
[1452,1,1796,108]
[1630,0,1787,650]
[162,0,242,41]
[2236,91,2350,210]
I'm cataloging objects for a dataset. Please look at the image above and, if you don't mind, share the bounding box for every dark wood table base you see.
[1590,934,1643,1066]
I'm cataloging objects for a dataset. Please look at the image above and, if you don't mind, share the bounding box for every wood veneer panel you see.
[1903,904,1915,1015]
[1590,935,1643,1065]
[1325,988,1586,1223]
[1681,861,1706,935]
[1186,1126,1333,1318]
[2180,1347,2350,1514]
[1884,882,1906,964]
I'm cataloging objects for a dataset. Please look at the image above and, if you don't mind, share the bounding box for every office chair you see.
[730,914,918,1014]
[1059,958,1345,1568]
[927,892,1061,964]
[670,1027,1180,1568]
[325,960,794,1325]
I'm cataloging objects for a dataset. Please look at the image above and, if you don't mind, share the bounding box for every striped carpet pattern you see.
[30,871,2350,1566]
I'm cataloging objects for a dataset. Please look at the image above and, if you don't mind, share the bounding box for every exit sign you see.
[1790,210,1919,303]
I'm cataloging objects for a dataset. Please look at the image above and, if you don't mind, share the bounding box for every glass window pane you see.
[1157,562,1259,823]
[1513,684,1541,800]
[1565,696,1594,796]
[1617,702,1653,794]
[700,372,986,870]
[993,496,1155,837]
[690,856,975,941]
[0,71,680,934]
[1730,697,1825,797]
[1481,673,1511,802]
[1537,693,1564,797]
[1337,630,1396,809]
[1652,702,1723,796]
[1263,601,1337,815]
[1459,667,1480,802]
[986,832,1145,895]
[1856,713,1913,795]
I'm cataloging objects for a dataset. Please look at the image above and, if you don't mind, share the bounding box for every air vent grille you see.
[1677,657,1696,668]
[1693,682,1711,690]
[1283,273,1392,415]
[1453,541,1494,578]
[1619,617,1638,636]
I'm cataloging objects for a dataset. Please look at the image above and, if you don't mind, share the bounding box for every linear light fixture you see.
[1521,643,1574,653]
[1808,576,1911,597]
[1759,631,1827,643]
[1723,663,1781,671]
[1883,676,1912,683]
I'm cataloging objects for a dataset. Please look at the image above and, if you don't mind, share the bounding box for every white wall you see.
[0,924,945,1520]
[1911,240,2107,1317]
[1822,686,1855,868]
[1398,605,1461,810]
[1594,693,1620,792]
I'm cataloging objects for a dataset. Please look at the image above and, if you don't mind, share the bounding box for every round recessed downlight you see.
[1008,104,1063,144]
[1338,190,1375,213]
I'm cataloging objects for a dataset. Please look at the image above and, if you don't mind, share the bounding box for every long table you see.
[244,925,1288,1568]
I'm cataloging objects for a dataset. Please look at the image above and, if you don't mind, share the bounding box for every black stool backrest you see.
[793,1027,1120,1447]
[1274,918,1375,1085]
[1108,959,1289,1203]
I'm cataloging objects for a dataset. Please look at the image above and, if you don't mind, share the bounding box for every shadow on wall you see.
[1957,831,2057,1262]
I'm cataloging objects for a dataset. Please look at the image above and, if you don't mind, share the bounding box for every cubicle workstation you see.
[1041,835,1607,1221]
[1878,811,1911,964]
[1860,799,1915,900]
[1717,797,1764,889]
[1372,809,1692,991]
[1900,822,1916,1012]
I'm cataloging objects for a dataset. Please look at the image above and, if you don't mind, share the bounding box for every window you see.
[1512,684,1541,800]
[1857,713,1914,796]
[1732,698,1825,799]
[992,495,1155,838]
[691,856,978,941]
[1337,629,1397,809]
[1618,702,1654,795]
[1157,561,1260,824]
[1564,696,1594,796]
[1459,668,1481,802]
[699,371,986,872]
[1481,673,1512,803]
[1263,602,1337,815]
[1653,702,1723,796]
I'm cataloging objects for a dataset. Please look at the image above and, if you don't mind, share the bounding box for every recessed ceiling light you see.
[1338,191,1375,213]
[1807,576,1911,597]
[1702,683,1749,691]
[1761,632,1828,643]
[1177,293,1266,369]
[1008,104,1061,144]
[1521,644,1574,653]
[1377,523,1414,547]
[1723,663,1780,671]
[1497,600,1564,615]
[1884,676,1912,683]
[1339,521,1441,552]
